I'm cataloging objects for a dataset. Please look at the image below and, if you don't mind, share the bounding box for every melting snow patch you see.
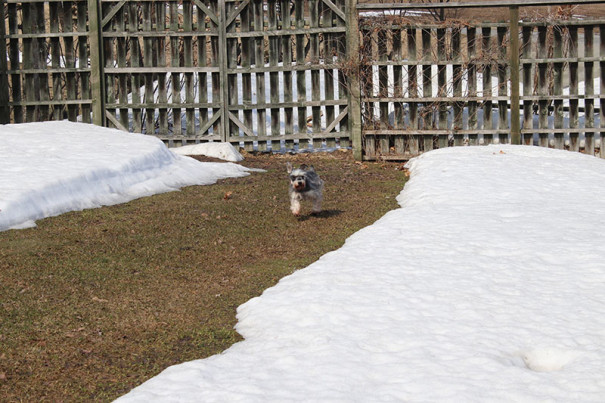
[519,348,581,372]
[171,142,244,162]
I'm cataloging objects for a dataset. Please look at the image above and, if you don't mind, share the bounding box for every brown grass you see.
[0,150,407,401]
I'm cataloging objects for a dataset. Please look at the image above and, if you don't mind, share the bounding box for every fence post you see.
[346,0,362,161]
[218,0,229,143]
[0,0,9,124]
[88,0,106,126]
[509,6,520,145]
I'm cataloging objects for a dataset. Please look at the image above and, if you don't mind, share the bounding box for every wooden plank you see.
[117,4,129,130]
[421,28,433,151]
[521,25,533,145]
[601,24,605,159]
[295,0,307,150]
[128,2,142,133]
[407,27,419,155]
[281,0,294,149]
[336,0,350,149]
[169,1,181,138]
[88,0,105,126]
[392,27,405,155]
[569,26,579,151]
[22,3,37,122]
[184,1,196,138]
[553,25,564,149]
[497,26,508,145]
[509,6,520,145]
[268,0,281,150]
[467,27,478,145]
[142,2,155,134]
[197,3,209,136]
[310,0,323,150]
[50,2,63,121]
[253,0,267,150]
[211,0,222,138]
[78,1,91,123]
[436,27,447,148]
[323,0,337,149]
[482,26,493,145]
[378,24,389,155]
[240,0,253,142]
[7,3,22,122]
[584,25,594,155]
[537,25,548,147]
[0,0,7,123]
[452,26,463,146]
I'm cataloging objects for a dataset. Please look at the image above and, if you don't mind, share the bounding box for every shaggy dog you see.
[286,162,324,216]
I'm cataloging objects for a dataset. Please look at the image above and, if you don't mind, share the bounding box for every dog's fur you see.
[287,162,324,216]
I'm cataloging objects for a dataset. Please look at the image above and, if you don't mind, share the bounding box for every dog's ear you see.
[286,162,293,173]
[299,164,308,171]
[307,165,316,172]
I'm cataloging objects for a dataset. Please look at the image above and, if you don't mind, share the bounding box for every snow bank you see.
[118,145,605,402]
[0,121,251,231]
[171,142,244,162]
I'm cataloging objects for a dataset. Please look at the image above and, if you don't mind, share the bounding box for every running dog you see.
[286,162,324,216]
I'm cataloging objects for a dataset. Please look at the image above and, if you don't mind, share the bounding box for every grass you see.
[0,150,407,401]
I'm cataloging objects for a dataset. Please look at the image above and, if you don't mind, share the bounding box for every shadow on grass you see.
[296,209,343,221]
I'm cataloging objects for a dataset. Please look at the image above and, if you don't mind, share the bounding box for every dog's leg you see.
[290,199,301,216]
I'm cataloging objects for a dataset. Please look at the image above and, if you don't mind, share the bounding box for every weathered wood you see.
[89,0,105,126]
[78,1,91,123]
[537,25,548,147]
[323,1,336,149]
[253,0,266,150]
[467,27,478,145]
[169,2,181,138]
[197,4,209,136]
[0,0,8,124]
[601,24,605,159]
[184,1,195,138]
[7,3,22,123]
[117,4,129,131]
[569,25,579,151]
[437,27,447,148]
[509,6,520,145]
[482,26,493,145]
[553,25,564,149]
[281,0,294,149]
[584,25,594,155]
[407,27,419,155]
[142,2,155,134]
[295,0,307,150]
[421,28,432,151]
[497,26,508,145]
[128,2,142,133]
[50,2,62,121]
[268,0,281,150]
[452,26,464,146]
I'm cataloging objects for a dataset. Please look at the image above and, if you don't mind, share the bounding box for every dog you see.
[286,162,324,216]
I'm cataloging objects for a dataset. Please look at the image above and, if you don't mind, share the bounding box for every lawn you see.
[0,150,407,401]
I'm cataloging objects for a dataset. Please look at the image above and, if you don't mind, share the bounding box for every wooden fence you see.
[1,0,605,160]
[355,1,605,160]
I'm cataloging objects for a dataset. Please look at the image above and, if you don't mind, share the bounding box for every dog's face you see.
[287,162,312,192]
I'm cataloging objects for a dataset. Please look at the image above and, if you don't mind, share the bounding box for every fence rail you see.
[1,0,604,160]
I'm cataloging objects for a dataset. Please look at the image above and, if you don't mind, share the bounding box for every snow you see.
[2,121,604,400]
[171,142,244,162]
[0,121,252,231]
[117,145,605,402]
